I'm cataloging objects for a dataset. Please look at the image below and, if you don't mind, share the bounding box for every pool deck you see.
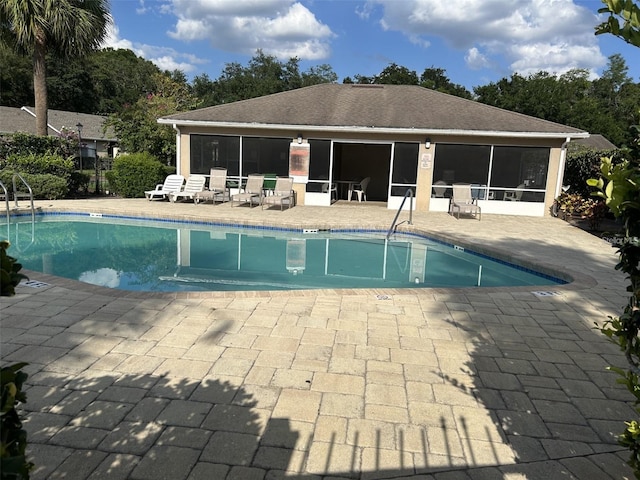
[0,198,635,479]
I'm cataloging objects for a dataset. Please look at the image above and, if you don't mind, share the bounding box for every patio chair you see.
[169,174,206,202]
[504,183,525,201]
[195,168,229,204]
[232,174,264,207]
[432,180,447,197]
[450,183,481,220]
[350,177,370,202]
[145,174,185,201]
[322,182,338,201]
[262,177,295,210]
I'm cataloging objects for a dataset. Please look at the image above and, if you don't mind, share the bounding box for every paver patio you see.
[0,198,634,479]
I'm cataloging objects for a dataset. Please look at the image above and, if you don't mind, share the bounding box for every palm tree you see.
[0,0,111,135]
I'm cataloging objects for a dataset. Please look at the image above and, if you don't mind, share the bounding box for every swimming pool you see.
[7,214,566,292]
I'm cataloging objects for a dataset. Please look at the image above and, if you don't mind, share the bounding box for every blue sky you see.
[105,0,639,91]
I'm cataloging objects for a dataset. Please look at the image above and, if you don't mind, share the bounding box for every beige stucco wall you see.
[174,125,569,216]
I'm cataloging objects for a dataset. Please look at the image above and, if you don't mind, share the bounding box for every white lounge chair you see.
[450,183,481,220]
[232,174,264,207]
[145,174,184,201]
[262,177,295,210]
[169,175,206,203]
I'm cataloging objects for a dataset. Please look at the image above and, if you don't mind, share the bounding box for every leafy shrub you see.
[589,154,640,476]
[1,362,33,480]
[0,170,68,200]
[0,244,32,477]
[67,171,91,197]
[0,132,76,160]
[0,153,75,180]
[564,146,617,197]
[1,241,28,297]
[554,192,607,230]
[107,152,168,198]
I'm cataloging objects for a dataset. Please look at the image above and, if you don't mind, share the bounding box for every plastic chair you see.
[322,182,337,201]
[351,177,370,202]
[504,184,525,201]
[145,174,185,201]
[169,175,206,202]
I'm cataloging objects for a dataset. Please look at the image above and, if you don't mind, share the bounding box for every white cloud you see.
[166,0,335,60]
[79,268,121,288]
[367,0,607,78]
[465,47,491,70]
[101,23,205,73]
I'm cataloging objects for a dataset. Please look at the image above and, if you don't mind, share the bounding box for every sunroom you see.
[158,83,588,216]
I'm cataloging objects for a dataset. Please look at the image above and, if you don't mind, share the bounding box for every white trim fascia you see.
[21,106,61,134]
[157,118,589,140]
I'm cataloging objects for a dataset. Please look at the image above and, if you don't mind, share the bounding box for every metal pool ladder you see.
[1,174,36,251]
[386,188,414,239]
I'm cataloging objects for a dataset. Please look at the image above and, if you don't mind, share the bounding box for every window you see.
[433,144,491,187]
[242,137,291,176]
[307,139,331,192]
[432,143,549,202]
[390,142,419,196]
[491,146,549,188]
[190,135,240,176]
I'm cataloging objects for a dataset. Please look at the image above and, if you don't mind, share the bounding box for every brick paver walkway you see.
[0,199,634,479]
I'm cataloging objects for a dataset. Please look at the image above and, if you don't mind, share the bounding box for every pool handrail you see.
[387,188,414,239]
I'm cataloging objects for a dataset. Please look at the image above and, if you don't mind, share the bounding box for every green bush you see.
[554,192,607,230]
[1,241,28,297]
[107,153,168,198]
[0,153,75,180]
[67,171,91,197]
[0,132,76,160]
[564,145,617,197]
[0,170,68,200]
[1,362,33,480]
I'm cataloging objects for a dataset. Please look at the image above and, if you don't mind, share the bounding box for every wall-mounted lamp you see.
[297,133,303,144]
[425,138,431,149]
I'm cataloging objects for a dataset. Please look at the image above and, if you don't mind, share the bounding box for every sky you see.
[104,0,639,91]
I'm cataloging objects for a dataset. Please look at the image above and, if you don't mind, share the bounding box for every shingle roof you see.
[0,106,117,141]
[159,84,587,137]
[572,134,617,150]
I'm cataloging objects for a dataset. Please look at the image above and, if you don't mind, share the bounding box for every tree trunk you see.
[33,34,48,136]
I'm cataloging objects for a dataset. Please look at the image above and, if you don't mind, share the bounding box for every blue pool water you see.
[7,214,565,292]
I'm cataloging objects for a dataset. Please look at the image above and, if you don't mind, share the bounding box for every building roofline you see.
[157,119,589,140]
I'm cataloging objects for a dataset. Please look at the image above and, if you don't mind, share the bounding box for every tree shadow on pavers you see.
[430,310,635,480]
[21,372,298,480]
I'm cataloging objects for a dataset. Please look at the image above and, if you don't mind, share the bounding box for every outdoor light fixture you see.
[297,133,303,144]
[425,138,431,149]
[76,122,83,172]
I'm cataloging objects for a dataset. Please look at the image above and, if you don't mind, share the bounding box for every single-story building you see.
[0,106,118,161]
[157,84,589,216]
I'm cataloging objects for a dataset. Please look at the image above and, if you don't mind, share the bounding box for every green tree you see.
[106,73,196,165]
[209,50,337,105]
[0,44,32,107]
[420,67,472,99]
[0,0,111,135]
[301,64,338,86]
[88,48,160,114]
[375,63,419,85]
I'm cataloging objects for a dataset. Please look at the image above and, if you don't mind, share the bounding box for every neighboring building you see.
[158,84,589,216]
[0,106,118,160]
